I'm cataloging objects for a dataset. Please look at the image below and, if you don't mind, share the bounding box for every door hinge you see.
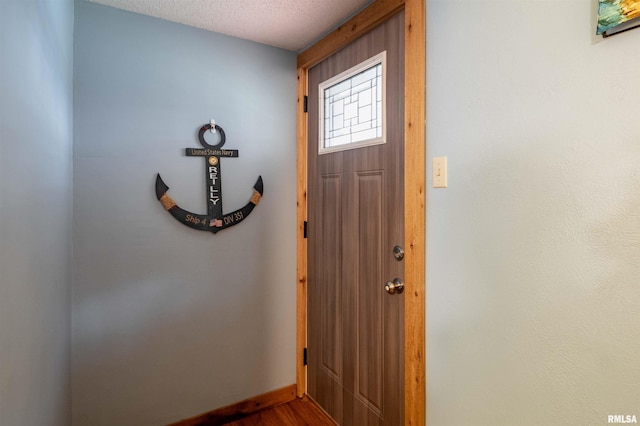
[303,95,308,113]
[303,347,308,366]
[303,221,308,238]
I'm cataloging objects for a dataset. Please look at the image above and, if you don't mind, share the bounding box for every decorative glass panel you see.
[318,52,386,154]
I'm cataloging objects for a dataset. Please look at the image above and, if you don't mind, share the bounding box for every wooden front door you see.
[307,11,405,426]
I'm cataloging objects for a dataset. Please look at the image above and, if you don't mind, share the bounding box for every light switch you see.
[433,157,447,188]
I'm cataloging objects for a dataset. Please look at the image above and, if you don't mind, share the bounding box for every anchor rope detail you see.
[159,194,177,211]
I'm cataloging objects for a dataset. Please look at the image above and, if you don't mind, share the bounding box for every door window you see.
[318,51,386,154]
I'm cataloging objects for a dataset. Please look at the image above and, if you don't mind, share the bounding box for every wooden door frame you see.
[295,0,426,425]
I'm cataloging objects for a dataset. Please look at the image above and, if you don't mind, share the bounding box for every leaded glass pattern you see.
[318,52,386,154]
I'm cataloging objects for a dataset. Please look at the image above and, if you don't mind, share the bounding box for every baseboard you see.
[168,384,297,426]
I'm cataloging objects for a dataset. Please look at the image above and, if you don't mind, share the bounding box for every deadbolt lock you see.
[392,245,404,261]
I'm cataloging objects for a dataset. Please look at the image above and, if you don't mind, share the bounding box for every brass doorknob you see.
[384,278,404,295]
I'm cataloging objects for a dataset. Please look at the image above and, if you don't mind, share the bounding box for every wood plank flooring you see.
[223,396,336,426]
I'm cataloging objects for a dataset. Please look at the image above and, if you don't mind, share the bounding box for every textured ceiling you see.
[84,0,375,52]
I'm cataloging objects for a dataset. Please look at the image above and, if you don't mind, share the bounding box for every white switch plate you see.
[433,157,447,188]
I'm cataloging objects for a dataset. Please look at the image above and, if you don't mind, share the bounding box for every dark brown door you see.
[307,11,405,426]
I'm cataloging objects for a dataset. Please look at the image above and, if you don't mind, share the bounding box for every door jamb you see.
[295,1,426,424]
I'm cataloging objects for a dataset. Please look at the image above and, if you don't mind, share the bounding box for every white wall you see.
[426,1,640,425]
[0,0,74,425]
[72,3,297,425]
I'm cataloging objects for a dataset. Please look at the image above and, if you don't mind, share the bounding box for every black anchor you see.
[155,123,263,233]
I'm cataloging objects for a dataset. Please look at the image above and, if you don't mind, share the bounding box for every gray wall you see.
[427,1,640,425]
[0,0,74,425]
[72,2,297,425]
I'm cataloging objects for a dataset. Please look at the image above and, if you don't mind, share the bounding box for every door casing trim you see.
[296,1,425,424]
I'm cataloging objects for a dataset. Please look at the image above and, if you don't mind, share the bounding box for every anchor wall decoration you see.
[155,122,263,233]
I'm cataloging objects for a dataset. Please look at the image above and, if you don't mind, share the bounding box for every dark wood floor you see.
[223,396,336,426]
